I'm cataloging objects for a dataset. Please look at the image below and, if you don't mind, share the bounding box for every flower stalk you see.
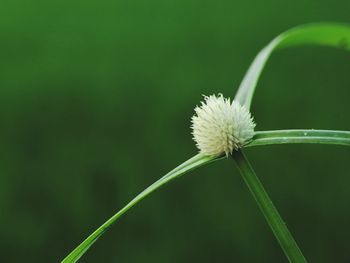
[232,150,307,263]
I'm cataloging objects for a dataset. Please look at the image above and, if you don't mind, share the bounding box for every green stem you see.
[234,23,350,109]
[231,150,307,263]
[61,153,224,263]
[247,129,350,147]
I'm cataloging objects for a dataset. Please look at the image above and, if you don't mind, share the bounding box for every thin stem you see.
[231,150,307,263]
[234,23,350,109]
[62,154,225,263]
[247,129,350,147]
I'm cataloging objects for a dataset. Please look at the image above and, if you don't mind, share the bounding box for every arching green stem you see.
[235,23,350,109]
[61,153,224,263]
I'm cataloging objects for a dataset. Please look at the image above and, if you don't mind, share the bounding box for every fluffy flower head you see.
[191,94,255,156]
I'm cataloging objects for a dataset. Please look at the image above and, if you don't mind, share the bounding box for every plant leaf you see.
[246,129,350,147]
[61,153,224,263]
[235,23,350,109]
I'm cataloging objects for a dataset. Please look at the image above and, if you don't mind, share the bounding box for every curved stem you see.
[61,153,224,263]
[232,150,307,263]
[234,23,350,109]
[247,129,350,147]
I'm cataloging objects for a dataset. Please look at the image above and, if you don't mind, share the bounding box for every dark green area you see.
[0,0,350,262]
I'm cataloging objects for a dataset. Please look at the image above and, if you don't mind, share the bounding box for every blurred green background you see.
[1,0,350,262]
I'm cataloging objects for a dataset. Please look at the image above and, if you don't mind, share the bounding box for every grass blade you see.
[247,129,350,147]
[61,153,224,263]
[232,150,307,263]
[234,23,350,109]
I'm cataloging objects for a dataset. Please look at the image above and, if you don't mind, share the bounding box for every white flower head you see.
[191,94,256,156]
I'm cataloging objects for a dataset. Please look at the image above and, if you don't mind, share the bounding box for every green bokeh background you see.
[1,0,350,262]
